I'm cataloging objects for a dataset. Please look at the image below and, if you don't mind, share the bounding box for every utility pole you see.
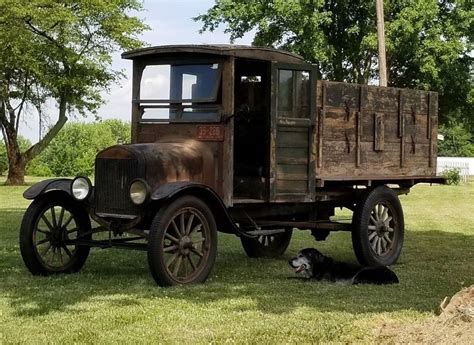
[375,0,387,87]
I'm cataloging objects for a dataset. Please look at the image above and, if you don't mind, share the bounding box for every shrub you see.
[0,155,7,175]
[438,122,474,157]
[26,158,52,177]
[442,168,462,185]
[32,120,131,177]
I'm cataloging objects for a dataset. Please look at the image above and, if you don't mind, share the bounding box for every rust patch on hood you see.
[97,138,217,192]
[151,138,215,186]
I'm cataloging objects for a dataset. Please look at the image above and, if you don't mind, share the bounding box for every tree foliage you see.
[0,0,148,184]
[196,0,473,130]
[28,120,131,177]
[438,121,474,156]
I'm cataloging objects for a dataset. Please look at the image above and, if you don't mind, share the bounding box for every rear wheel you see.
[240,228,292,258]
[147,196,218,286]
[352,186,404,266]
[19,194,91,275]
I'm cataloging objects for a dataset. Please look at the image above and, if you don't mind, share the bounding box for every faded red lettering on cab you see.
[196,125,224,141]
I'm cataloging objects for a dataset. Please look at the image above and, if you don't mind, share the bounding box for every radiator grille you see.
[95,158,138,215]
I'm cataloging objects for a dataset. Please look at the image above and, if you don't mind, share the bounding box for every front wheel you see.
[352,186,404,266]
[240,228,293,258]
[19,194,92,275]
[147,196,218,286]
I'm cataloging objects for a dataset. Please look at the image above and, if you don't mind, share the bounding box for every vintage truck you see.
[19,45,444,286]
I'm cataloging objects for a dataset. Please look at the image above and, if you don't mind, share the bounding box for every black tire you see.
[19,194,91,275]
[240,228,293,258]
[147,196,218,286]
[352,186,404,266]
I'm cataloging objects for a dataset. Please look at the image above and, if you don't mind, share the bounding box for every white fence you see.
[436,157,474,183]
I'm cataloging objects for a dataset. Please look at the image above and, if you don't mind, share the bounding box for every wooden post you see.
[375,0,387,87]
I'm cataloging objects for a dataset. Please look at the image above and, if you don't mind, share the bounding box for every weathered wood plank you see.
[277,157,309,165]
[276,130,308,148]
[322,109,429,144]
[275,179,308,193]
[276,162,309,181]
[316,81,430,114]
[317,108,325,169]
[276,164,308,176]
[374,113,385,151]
[320,140,433,173]
[356,111,361,167]
[277,125,309,133]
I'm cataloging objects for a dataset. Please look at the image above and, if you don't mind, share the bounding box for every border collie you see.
[289,248,398,284]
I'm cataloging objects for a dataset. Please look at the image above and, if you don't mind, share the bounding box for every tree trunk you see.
[1,94,68,185]
[5,153,26,185]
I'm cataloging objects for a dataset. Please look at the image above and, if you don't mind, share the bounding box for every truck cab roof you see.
[121,44,305,64]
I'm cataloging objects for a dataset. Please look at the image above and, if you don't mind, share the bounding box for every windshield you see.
[140,63,221,103]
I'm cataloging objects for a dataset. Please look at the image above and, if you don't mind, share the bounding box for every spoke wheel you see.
[352,186,404,266]
[148,196,217,286]
[240,228,292,258]
[20,194,91,275]
[368,203,395,257]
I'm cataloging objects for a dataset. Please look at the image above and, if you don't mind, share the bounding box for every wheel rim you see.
[368,202,396,257]
[33,204,80,270]
[161,207,211,283]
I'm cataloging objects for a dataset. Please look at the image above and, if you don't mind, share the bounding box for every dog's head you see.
[288,248,326,276]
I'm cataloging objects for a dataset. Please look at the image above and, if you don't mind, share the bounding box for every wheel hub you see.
[49,227,68,247]
[376,222,389,236]
[179,236,194,254]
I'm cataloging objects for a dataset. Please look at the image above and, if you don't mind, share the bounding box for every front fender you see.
[151,182,254,238]
[23,178,73,200]
[151,181,219,202]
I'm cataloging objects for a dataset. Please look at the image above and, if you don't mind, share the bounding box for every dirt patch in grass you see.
[379,285,474,344]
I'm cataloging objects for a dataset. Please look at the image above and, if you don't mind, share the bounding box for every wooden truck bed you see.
[314,81,441,187]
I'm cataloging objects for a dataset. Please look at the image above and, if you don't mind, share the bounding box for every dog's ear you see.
[299,248,313,255]
[306,248,325,263]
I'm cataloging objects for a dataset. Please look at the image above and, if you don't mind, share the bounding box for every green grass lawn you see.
[1,177,473,343]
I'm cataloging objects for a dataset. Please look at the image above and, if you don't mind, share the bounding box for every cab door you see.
[270,62,316,202]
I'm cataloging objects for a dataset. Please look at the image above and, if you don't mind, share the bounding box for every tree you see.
[33,120,131,177]
[196,0,473,129]
[0,0,148,185]
[0,136,32,175]
[385,0,473,129]
[438,121,474,157]
[0,140,7,175]
[196,1,378,83]
[102,118,132,144]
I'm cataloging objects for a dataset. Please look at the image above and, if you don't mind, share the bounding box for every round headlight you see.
[130,180,148,205]
[71,177,91,201]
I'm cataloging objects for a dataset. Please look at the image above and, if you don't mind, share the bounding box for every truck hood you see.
[95,139,216,189]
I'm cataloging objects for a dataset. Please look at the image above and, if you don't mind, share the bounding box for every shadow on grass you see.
[1,208,473,318]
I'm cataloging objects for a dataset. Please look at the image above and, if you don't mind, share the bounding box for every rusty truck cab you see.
[122,45,315,206]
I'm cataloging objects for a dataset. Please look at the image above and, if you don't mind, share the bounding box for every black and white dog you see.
[289,248,398,284]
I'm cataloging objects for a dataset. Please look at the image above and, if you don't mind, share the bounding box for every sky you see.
[20,0,254,143]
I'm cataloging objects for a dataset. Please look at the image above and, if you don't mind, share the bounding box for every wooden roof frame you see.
[122,44,305,64]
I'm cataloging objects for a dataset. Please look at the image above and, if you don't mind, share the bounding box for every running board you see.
[244,229,286,236]
[67,239,147,251]
[255,220,352,231]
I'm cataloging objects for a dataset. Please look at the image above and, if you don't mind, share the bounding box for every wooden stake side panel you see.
[316,81,437,180]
